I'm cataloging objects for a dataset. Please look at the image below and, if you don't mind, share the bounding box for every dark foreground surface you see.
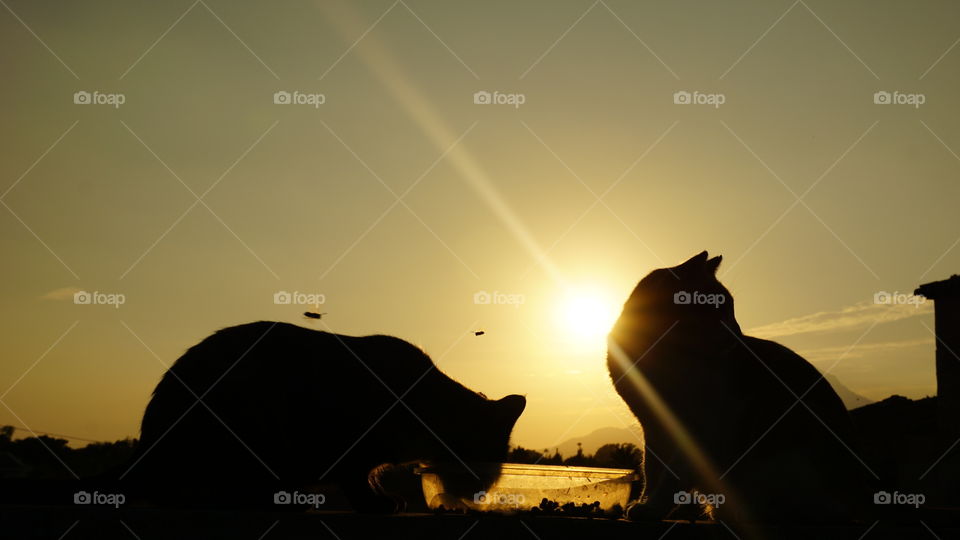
[2,506,958,540]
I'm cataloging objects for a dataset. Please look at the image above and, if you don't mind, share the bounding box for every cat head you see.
[417,393,526,500]
[610,251,741,351]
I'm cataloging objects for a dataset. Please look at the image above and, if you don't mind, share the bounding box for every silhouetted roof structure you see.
[915,275,960,299]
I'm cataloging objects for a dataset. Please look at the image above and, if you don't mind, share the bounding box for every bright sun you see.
[555,286,621,347]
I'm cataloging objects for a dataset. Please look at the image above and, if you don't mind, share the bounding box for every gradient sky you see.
[1,0,959,451]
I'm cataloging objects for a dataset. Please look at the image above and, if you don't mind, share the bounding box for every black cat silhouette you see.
[131,321,525,511]
[608,252,869,522]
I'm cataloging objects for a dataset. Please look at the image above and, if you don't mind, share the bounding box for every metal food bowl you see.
[418,463,637,513]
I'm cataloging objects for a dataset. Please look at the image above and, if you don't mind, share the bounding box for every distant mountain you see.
[825,374,874,409]
[545,426,643,458]
[531,376,869,458]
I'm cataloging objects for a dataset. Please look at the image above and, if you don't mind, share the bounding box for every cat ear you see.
[706,255,722,274]
[679,251,709,269]
[496,394,526,424]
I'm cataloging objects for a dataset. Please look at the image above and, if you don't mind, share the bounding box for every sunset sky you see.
[1,0,959,451]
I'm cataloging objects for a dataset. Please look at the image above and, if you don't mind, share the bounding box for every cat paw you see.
[625,501,670,522]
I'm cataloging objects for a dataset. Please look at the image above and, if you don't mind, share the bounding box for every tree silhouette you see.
[507,446,545,463]
[0,425,137,479]
[593,443,642,469]
[563,443,590,466]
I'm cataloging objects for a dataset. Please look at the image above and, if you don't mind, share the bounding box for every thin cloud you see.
[746,301,932,339]
[798,338,935,363]
[40,286,83,301]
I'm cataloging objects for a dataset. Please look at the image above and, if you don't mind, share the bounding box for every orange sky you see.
[1,0,958,450]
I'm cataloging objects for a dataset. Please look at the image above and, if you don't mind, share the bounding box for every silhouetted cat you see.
[608,252,869,522]
[130,321,525,511]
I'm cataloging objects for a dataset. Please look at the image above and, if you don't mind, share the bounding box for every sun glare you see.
[555,286,621,346]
